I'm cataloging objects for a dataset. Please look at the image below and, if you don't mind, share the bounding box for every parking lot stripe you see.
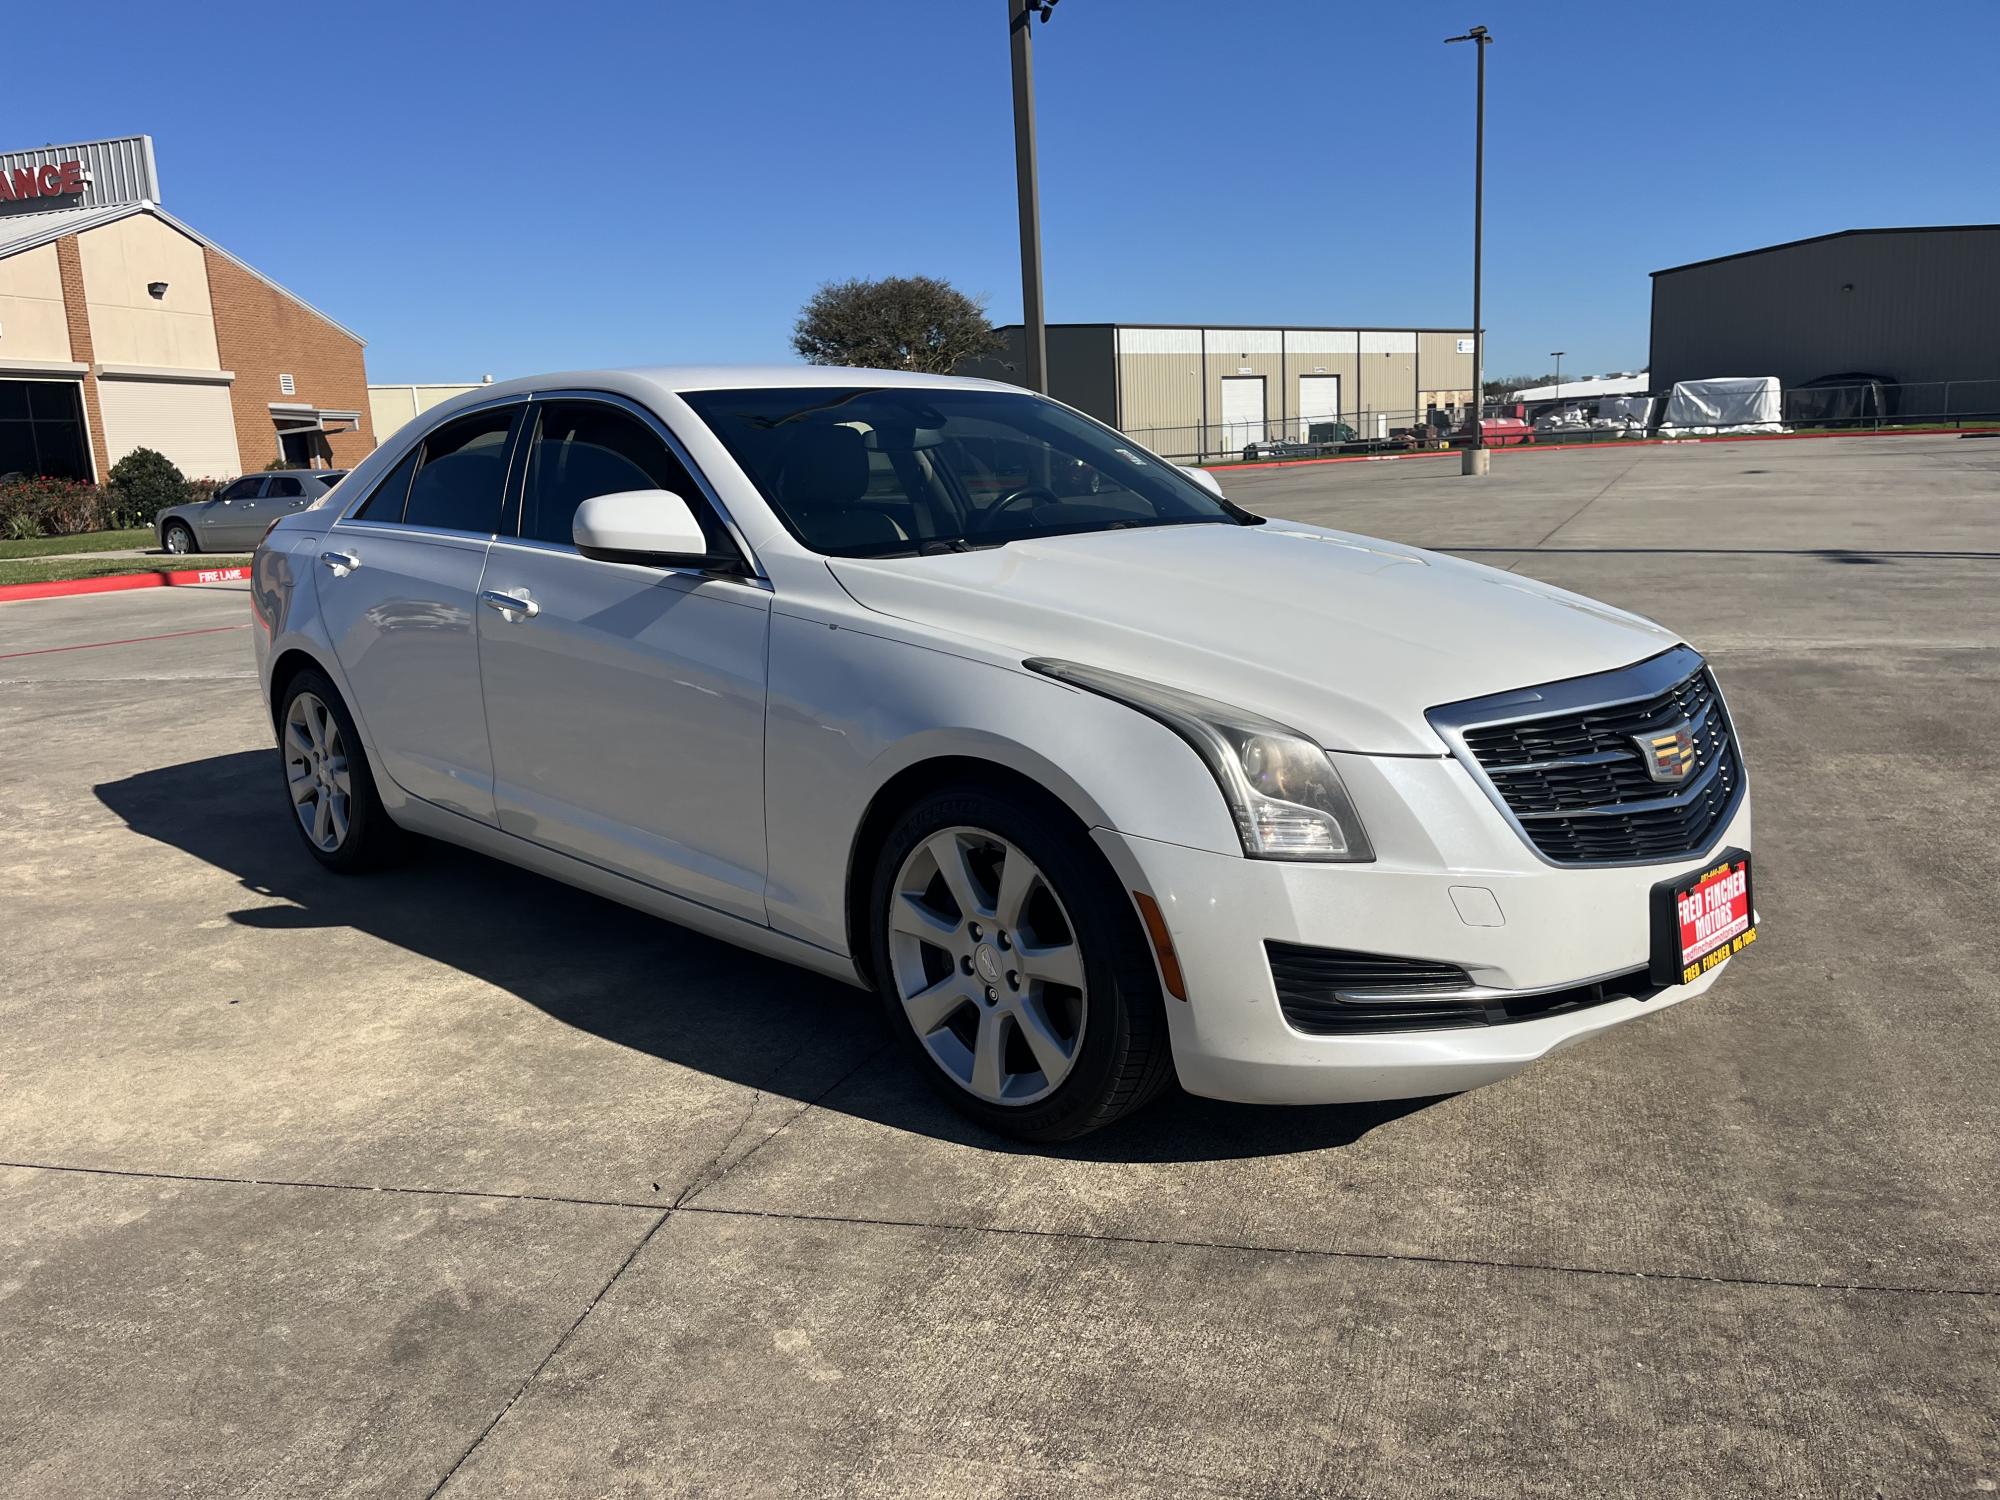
[0,621,251,661]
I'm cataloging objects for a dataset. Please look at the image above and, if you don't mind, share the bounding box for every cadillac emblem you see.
[1639,723,1698,783]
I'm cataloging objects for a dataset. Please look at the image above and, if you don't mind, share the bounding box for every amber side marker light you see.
[1131,891,1188,1001]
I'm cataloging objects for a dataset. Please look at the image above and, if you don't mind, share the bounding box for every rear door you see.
[314,403,525,825]
[476,394,771,921]
[263,474,314,524]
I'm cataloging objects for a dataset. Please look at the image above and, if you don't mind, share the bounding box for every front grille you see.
[1438,651,1744,865]
[1267,941,1656,1035]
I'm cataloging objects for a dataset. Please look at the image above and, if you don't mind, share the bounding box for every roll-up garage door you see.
[96,377,243,482]
[1219,376,1266,455]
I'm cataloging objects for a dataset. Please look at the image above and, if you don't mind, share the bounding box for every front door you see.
[314,403,525,825]
[476,395,771,922]
[200,476,268,548]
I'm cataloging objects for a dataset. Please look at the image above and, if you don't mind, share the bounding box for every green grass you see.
[0,527,156,559]
[0,554,250,586]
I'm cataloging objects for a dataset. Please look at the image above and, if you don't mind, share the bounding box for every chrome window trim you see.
[518,388,768,584]
[1426,644,1748,870]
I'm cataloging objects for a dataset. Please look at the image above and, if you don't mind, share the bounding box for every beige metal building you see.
[367,379,494,441]
[964,322,1476,458]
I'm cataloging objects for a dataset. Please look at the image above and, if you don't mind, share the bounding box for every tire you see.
[162,520,196,555]
[869,786,1174,1142]
[276,668,404,873]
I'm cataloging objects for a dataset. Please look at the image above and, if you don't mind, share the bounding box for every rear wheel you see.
[277,669,403,872]
[869,787,1173,1141]
[161,520,196,555]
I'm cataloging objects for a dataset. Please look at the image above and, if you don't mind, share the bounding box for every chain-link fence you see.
[1121,406,1457,464]
[1122,377,2000,465]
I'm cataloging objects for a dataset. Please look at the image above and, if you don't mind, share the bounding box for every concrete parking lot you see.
[2,432,1996,1497]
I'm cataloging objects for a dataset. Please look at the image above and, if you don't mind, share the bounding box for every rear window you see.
[352,408,520,531]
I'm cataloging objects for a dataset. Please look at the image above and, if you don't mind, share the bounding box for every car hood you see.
[827,521,1680,755]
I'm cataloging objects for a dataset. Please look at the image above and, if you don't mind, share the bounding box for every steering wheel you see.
[972,484,1061,533]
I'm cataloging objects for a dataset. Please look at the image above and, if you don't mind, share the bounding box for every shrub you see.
[107,447,189,529]
[0,475,113,537]
[262,456,296,470]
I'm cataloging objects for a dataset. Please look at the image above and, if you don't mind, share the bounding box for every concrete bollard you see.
[1462,448,1492,476]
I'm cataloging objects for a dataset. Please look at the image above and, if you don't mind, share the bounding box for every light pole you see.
[1009,0,1058,394]
[1550,350,1565,408]
[1445,24,1491,475]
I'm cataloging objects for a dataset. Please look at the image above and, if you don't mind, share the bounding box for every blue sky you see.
[17,0,1997,383]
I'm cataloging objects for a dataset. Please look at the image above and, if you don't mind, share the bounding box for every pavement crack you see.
[672,1039,892,1209]
[423,1208,671,1499]
[0,1158,663,1212]
[1509,456,1643,567]
[674,1202,2000,1302]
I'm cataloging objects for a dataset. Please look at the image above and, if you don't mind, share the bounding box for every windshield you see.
[680,386,1253,557]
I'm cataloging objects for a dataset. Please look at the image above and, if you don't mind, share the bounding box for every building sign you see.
[1457,338,1476,354]
[0,159,84,205]
[0,135,159,218]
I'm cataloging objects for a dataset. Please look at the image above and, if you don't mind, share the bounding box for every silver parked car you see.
[158,469,347,554]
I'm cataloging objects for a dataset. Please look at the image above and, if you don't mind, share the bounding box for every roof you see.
[1512,372,1651,401]
[0,201,365,345]
[993,321,1474,334]
[0,202,141,257]
[1652,224,2000,277]
[402,365,1021,427]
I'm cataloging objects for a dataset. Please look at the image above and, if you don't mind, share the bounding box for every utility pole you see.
[1009,0,1054,393]
[1550,350,1565,406]
[1445,25,1491,475]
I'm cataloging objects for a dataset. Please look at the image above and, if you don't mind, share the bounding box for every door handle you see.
[319,550,360,577]
[480,588,540,619]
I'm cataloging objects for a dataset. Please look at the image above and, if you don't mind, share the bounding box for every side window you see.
[401,407,520,533]
[519,400,726,552]
[267,477,304,498]
[349,445,421,523]
[218,477,264,502]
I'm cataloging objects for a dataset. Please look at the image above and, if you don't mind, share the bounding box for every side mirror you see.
[1179,465,1226,501]
[573,489,722,569]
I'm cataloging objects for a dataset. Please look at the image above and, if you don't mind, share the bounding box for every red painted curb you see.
[1203,423,2000,474]
[0,563,250,604]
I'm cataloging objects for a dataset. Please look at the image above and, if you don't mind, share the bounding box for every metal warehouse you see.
[967,322,1476,459]
[1650,225,2000,400]
[0,135,374,484]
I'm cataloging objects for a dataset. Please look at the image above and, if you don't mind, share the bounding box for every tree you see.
[107,447,188,527]
[793,275,1002,373]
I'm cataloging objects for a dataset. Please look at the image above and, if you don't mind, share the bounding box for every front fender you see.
[762,611,1240,954]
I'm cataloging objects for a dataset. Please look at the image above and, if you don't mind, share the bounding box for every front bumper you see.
[1093,752,1754,1105]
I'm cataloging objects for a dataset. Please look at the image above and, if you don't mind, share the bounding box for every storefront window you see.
[0,380,90,481]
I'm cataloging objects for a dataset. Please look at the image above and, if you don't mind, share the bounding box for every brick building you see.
[0,135,374,483]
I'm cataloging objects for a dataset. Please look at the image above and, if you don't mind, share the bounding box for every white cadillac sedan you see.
[251,367,1755,1140]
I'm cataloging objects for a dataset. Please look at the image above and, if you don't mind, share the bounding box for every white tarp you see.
[1659,377,1784,436]
[1598,395,1657,431]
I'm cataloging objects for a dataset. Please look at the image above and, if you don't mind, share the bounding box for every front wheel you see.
[869,788,1174,1141]
[161,520,196,555]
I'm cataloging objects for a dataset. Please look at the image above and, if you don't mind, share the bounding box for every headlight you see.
[1026,658,1374,862]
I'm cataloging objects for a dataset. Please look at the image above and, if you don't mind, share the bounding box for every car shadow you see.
[94,750,1439,1163]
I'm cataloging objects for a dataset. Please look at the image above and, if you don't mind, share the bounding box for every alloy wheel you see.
[886,827,1087,1106]
[164,524,191,554]
[284,691,352,853]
